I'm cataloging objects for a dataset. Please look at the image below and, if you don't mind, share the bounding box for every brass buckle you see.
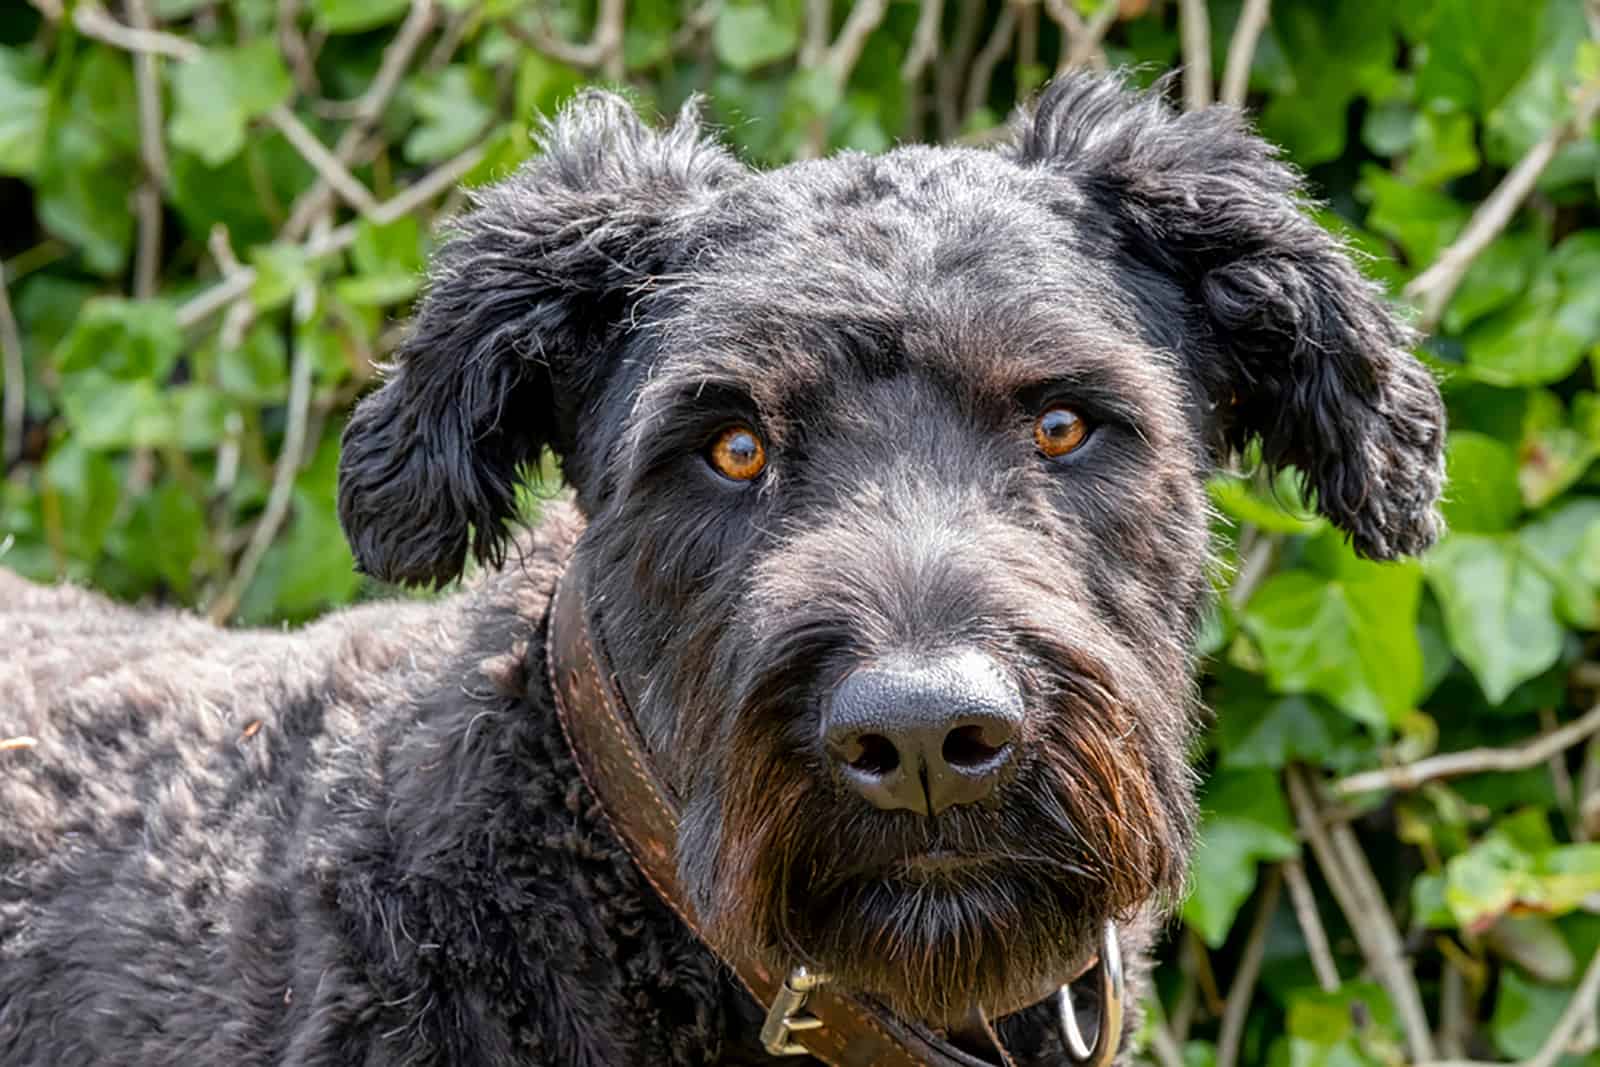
[760,966,831,1056]
[1058,921,1124,1067]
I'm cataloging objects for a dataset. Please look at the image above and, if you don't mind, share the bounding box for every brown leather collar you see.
[546,559,1090,1065]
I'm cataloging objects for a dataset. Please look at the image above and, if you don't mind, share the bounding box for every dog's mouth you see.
[890,848,997,880]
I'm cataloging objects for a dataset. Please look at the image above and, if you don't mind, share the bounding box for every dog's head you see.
[338,75,1444,1024]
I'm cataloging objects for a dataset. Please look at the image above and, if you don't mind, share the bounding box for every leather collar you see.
[545,558,1112,1065]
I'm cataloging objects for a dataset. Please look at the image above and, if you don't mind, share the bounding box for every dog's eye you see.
[707,425,767,481]
[1034,407,1089,459]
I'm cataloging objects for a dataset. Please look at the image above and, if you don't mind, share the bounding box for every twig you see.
[1428,946,1600,1067]
[1048,0,1116,72]
[901,0,942,83]
[1228,528,1280,609]
[285,0,437,239]
[505,0,624,80]
[1404,78,1600,332]
[1437,957,1469,1060]
[1178,0,1212,110]
[278,0,319,95]
[267,106,380,215]
[825,0,888,84]
[1288,765,1436,1062]
[800,0,830,68]
[126,0,167,301]
[1145,1010,1186,1067]
[1219,0,1269,108]
[1282,858,1340,993]
[176,142,487,330]
[1334,702,1600,796]
[207,266,319,624]
[1217,866,1283,1067]
[936,0,983,140]
[963,3,1019,126]
[0,261,23,469]
[1544,707,1578,812]
[1169,933,1200,1041]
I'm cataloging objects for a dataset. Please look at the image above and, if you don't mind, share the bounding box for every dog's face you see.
[337,76,1445,1024]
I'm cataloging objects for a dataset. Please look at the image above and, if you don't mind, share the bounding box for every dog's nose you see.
[824,651,1023,816]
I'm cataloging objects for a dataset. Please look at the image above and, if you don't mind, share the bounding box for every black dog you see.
[1,73,1443,1065]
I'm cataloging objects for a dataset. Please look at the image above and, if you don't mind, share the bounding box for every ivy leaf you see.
[1244,557,1424,728]
[54,299,182,383]
[169,41,293,167]
[1465,233,1600,386]
[1182,770,1299,946]
[404,66,494,164]
[713,2,800,72]
[1427,534,1565,704]
[1441,431,1521,534]
[0,46,47,178]
[1442,231,1542,335]
[1520,499,1600,629]
[1415,0,1542,116]
[1358,166,1469,268]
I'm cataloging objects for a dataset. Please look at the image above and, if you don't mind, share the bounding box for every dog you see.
[1,72,1444,1066]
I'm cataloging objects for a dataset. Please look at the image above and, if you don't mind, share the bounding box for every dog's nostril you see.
[846,733,900,776]
[942,724,1006,769]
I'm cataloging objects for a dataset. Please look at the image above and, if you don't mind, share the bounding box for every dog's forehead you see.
[636,146,1179,421]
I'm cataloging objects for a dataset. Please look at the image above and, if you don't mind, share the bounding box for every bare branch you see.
[0,261,24,469]
[176,142,487,330]
[1283,858,1340,993]
[901,0,943,83]
[1428,946,1600,1067]
[285,0,438,239]
[126,0,167,301]
[207,250,321,624]
[1217,866,1283,1067]
[1179,0,1213,110]
[1287,765,1436,1062]
[1219,0,1270,108]
[826,0,889,84]
[1335,702,1600,796]
[267,106,380,215]
[963,3,1019,127]
[801,0,831,68]
[1228,528,1280,609]
[1051,0,1117,73]
[1404,79,1600,333]
[937,0,983,140]
[278,0,320,95]
[505,0,625,80]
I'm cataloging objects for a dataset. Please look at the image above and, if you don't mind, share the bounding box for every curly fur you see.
[3,72,1443,1066]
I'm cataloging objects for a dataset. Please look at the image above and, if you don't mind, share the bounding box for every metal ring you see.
[1057,920,1124,1067]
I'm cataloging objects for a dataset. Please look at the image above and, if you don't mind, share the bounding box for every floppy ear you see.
[337,92,743,587]
[1011,74,1445,560]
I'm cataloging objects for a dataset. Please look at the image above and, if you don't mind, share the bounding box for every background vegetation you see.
[4,0,1600,1063]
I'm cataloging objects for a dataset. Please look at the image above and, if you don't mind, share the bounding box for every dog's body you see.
[2,74,1444,1066]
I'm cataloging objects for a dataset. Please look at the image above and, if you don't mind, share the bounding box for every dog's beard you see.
[692,643,1185,1026]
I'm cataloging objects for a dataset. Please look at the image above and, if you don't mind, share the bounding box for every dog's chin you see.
[779,865,1100,1028]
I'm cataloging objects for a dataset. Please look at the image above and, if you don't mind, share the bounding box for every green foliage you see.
[3,0,1600,1061]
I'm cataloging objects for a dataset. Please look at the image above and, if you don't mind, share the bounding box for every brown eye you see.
[1034,407,1088,458]
[708,425,767,481]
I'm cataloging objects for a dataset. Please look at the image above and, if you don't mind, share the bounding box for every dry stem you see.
[1219,0,1270,108]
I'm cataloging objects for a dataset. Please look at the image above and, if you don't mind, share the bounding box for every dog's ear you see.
[337,93,743,587]
[1010,74,1445,560]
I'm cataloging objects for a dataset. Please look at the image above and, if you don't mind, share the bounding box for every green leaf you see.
[1442,231,1543,335]
[169,41,293,167]
[311,0,410,34]
[405,66,494,164]
[123,480,208,596]
[1244,556,1424,727]
[35,48,138,275]
[1520,499,1600,630]
[1447,825,1600,934]
[1358,166,1470,268]
[217,324,290,404]
[58,372,177,450]
[250,242,318,313]
[54,299,182,383]
[1491,967,1572,1060]
[713,2,800,72]
[0,46,47,178]
[1183,770,1299,946]
[1209,471,1323,536]
[1214,688,1356,771]
[1441,431,1521,534]
[1465,233,1600,386]
[1403,107,1480,187]
[41,439,120,565]
[1427,534,1565,703]
[1415,0,1542,116]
